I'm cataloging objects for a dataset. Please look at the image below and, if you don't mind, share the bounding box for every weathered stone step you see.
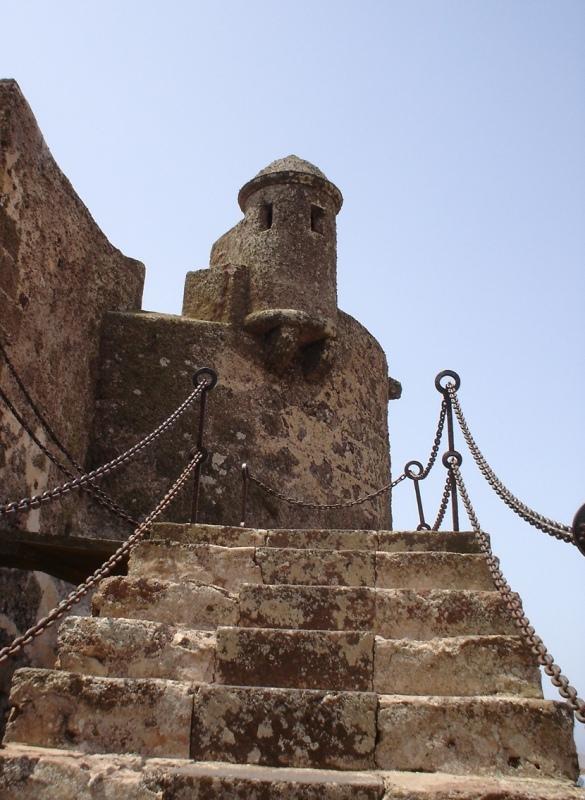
[57,616,216,682]
[239,585,516,637]
[2,745,584,800]
[150,522,482,554]
[256,547,375,586]
[382,770,585,799]
[375,552,493,590]
[4,668,193,758]
[374,635,542,697]
[216,627,374,691]
[92,575,237,628]
[191,684,377,771]
[377,695,579,781]
[128,541,262,589]
[0,744,389,799]
[131,539,491,590]
[377,531,482,553]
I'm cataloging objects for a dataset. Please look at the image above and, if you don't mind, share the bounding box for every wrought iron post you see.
[435,370,462,532]
[404,460,431,531]
[189,368,218,524]
[573,503,585,558]
[240,463,250,527]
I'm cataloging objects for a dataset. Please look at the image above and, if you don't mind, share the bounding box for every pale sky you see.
[2,0,584,751]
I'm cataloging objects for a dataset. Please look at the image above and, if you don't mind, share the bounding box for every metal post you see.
[405,460,431,531]
[189,368,218,524]
[435,370,462,533]
[240,463,250,528]
[573,503,585,558]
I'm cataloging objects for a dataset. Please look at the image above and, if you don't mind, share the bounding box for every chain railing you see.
[0,450,205,663]
[1,351,583,722]
[447,381,575,546]
[0,370,215,518]
[450,458,585,724]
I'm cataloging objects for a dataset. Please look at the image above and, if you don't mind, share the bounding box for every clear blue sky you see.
[2,1,584,752]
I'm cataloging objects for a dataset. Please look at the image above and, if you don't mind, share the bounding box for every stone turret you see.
[183,156,343,370]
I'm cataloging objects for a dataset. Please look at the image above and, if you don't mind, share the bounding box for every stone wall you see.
[0,79,144,732]
[87,308,392,533]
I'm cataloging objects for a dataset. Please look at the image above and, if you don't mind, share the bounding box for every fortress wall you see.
[0,80,143,729]
[87,309,392,533]
[0,80,144,538]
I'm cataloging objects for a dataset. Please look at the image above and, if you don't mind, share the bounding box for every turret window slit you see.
[259,202,273,230]
[311,205,325,234]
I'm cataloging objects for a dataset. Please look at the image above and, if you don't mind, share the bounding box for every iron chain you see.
[0,450,204,663]
[0,385,138,526]
[421,400,447,478]
[447,385,574,545]
[450,460,585,724]
[247,471,406,511]
[0,378,209,517]
[432,472,452,531]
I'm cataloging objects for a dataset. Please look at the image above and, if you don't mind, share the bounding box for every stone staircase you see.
[1,524,583,798]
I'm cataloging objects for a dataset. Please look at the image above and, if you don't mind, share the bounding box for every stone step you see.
[382,770,585,799]
[373,635,542,697]
[150,522,482,554]
[4,668,193,758]
[131,540,491,591]
[377,531,482,553]
[216,627,374,691]
[0,744,387,799]
[56,616,216,682]
[375,588,516,639]
[375,552,493,590]
[2,746,584,800]
[56,616,537,699]
[92,575,238,628]
[239,585,516,637]
[190,684,377,771]
[128,541,262,589]
[376,695,579,781]
[255,547,376,586]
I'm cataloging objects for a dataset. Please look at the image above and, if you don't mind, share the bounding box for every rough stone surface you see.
[0,79,143,724]
[216,627,374,691]
[88,309,393,534]
[92,576,238,629]
[0,745,388,800]
[375,589,516,639]
[4,669,193,758]
[0,745,160,800]
[376,695,579,780]
[151,523,267,548]
[0,79,144,538]
[265,529,378,551]
[191,685,377,770]
[375,552,494,590]
[373,636,542,697]
[129,541,262,590]
[255,547,375,586]
[381,770,585,799]
[377,532,481,553]
[239,585,375,631]
[57,616,216,682]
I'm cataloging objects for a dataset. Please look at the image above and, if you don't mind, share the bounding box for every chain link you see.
[447,385,574,545]
[450,460,584,724]
[0,379,208,517]
[0,385,138,526]
[247,471,406,511]
[432,472,452,531]
[0,450,204,663]
[421,400,447,478]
